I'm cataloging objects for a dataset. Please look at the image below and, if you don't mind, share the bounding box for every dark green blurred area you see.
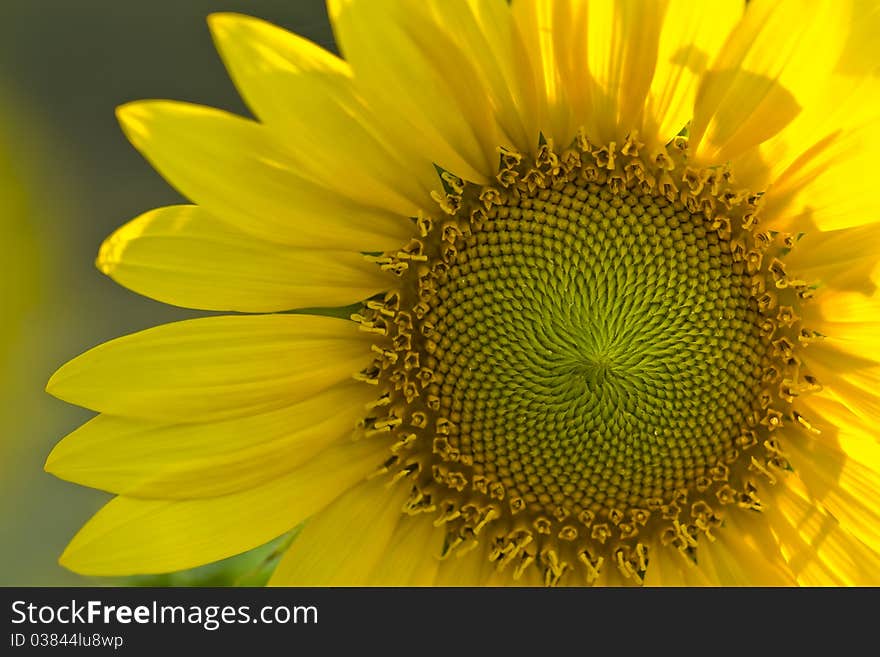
[0,0,332,586]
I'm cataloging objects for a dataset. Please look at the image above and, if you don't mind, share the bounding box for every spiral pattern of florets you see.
[353,134,822,585]
[425,181,766,517]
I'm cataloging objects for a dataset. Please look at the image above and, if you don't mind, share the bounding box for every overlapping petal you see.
[60,439,388,576]
[511,0,589,147]
[642,0,741,148]
[783,423,880,553]
[46,314,373,422]
[45,380,375,498]
[763,477,880,585]
[328,0,505,181]
[583,0,665,144]
[97,205,393,312]
[269,477,414,585]
[208,12,436,216]
[691,0,849,165]
[117,101,412,251]
[785,226,880,296]
[432,541,493,586]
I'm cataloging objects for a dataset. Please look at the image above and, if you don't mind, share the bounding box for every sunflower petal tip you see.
[57,551,71,570]
[325,0,348,20]
[114,102,153,146]
[43,448,60,476]
[116,100,174,141]
[57,513,127,578]
[45,357,83,404]
[207,11,268,42]
[45,369,63,398]
[94,256,110,277]
[114,101,141,124]
[95,234,119,277]
[57,543,87,575]
[206,12,238,34]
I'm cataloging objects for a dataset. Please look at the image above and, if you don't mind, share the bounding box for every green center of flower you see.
[355,135,820,585]
[425,180,766,517]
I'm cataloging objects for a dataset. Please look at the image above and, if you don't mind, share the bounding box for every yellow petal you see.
[511,0,589,147]
[46,314,373,422]
[433,539,545,586]
[691,0,849,164]
[731,2,880,191]
[584,0,665,144]
[207,13,435,216]
[60,438,388,576]
[268,477,411,585]
[763,476,880,585]
[365,516,445,586]
[458,0,542,151]
[327,0,499,182]
[784,225,880,297]
[644,509,796,586]
[643,0,742,148]
[97,205,392,313]
[837,0,880,78]
[742,82,879,189]
[432,540,493,586]
[697,511,795,585]
[45,380,375,499]
[783,426,880,553]
[800,342,880,423]
[763,122,880,233]
[800,394,880,451]
[758,116,880,236]
[808,290,880,326]
[117,100,412,251]
[394,0,542,154]
[643,545,711,586]
[802,291,880,358]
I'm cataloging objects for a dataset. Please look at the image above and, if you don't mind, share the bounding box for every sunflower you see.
[46,0,880,586]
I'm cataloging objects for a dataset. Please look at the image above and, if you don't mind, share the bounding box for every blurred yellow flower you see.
[47,0,880,585]
[0,102,39,380]
[1,93,42,489]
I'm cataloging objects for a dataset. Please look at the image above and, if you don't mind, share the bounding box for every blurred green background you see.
[0,0,332,586]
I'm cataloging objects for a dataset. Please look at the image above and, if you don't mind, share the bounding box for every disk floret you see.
[353,132,822,585]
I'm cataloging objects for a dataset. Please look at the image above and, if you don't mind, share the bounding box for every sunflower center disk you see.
[355,135,820,585]
[429,179,762,514]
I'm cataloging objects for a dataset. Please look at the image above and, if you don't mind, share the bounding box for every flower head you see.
[47,0,880,585]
